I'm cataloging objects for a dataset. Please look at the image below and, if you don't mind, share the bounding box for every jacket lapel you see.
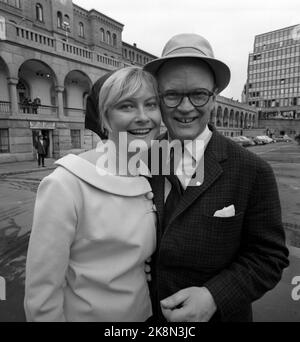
[166,129,228,226]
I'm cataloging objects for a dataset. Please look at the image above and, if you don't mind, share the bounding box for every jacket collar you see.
[55,152,152,197]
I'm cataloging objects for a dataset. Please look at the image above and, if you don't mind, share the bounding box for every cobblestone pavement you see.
[0,142,299,321]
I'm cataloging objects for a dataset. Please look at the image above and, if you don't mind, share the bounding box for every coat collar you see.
[55,152,152,197]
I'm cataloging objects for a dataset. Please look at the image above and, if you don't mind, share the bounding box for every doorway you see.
[32,130,53,158]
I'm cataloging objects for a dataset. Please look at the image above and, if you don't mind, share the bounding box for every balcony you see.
[4,22,128,71]
[18,104,58,117]
[0,101,87,120]
[0,101,11,114]
[64,107,85,119]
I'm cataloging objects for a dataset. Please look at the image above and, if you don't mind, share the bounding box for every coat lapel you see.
[166,129,228,227]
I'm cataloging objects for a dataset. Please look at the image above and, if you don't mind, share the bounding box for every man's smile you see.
[174,117,198,124]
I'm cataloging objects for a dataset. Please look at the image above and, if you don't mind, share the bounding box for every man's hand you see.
[160,287,217,322]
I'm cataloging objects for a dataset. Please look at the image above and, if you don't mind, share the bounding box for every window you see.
[36,4,43,22]
[112,33,117,47]
[0,129,9,153]
[57,12,63,28]
[78,22,84,37]
[70,130,81,149]
[100,28,105,41]
[64,15,70,30]
[15,0,21,8]
[106,31,111,45]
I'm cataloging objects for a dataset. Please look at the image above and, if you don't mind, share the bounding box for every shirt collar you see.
[184,125,212,163]
[167,125,212,164]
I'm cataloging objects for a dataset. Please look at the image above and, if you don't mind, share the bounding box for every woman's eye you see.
[118,103,134,110]
[146,101,158,109]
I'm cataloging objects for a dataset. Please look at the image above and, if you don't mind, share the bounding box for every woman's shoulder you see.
[78,149,99,166]
[51,151,153,197]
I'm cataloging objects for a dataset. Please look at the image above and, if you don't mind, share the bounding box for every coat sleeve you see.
[204,160,289,321]
[24,171,78,322]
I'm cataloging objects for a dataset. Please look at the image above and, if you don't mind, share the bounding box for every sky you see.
[73,0,300,100]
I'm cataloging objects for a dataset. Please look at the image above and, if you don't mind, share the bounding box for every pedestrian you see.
[32,97,41,114]
[24,67,161,322]
[35,134,46,167]
[143,33,289,322]
[22,97,30,113]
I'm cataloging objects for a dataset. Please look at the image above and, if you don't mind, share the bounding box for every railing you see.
[64,107,86,118]
[62,42,92,60]
[16,26,55,48]
[96,54,121,68]
[5,23,125,70]
[0,101,11,113]
[18,104,58,116]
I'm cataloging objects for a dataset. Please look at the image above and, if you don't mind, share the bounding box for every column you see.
[7,77,19,116]
[55,86,65,119]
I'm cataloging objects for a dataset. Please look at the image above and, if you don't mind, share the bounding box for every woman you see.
[24,67,161,322]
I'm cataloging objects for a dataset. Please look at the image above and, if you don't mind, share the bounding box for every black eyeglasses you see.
[160,89,215,108]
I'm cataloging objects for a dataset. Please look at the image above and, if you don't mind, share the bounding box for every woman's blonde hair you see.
[98,67,159,133]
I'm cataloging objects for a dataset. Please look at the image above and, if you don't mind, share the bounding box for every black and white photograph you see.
[0,0,299,324]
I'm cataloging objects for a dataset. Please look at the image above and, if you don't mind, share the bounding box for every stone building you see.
[211,95,260,138]
[0,0,260,163]
[0,0,156,162]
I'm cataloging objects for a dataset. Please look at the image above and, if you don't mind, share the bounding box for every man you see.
[35,134,47,167]
[144,33,289,322]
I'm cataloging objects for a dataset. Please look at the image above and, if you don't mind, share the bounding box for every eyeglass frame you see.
[159,88,216,108]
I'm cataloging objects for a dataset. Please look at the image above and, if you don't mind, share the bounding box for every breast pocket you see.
[167,211,245,271]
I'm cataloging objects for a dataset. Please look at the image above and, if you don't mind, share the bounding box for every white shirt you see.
[165,125,212,200]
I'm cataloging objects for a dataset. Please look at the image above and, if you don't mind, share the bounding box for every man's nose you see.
[177,95,194,113]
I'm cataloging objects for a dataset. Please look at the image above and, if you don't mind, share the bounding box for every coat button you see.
[146,191,154,200]
[196,181,201,186]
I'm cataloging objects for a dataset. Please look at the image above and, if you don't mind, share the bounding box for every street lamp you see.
[63,21,70,42]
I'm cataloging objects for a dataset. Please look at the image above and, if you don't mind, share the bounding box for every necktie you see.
[163,172,183,230]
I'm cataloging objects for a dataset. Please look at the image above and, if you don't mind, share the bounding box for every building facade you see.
[0,0,156,162]
[244,24,300,137]
[0,0,259,163]
[211,95,259,138]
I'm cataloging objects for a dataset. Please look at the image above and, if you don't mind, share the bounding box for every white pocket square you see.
[213,205,235,218]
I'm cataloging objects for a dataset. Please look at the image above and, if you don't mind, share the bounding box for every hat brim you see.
[144,54,231,94]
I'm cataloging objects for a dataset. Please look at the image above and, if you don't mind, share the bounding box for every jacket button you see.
[146,191,154,200]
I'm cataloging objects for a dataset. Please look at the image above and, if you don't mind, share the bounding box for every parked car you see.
[283,134,293,142]
[262,135,274,143]
[255,135,274,144]
[231,136,244,146]
[253,136,264,145]
[273,135,292,142]
[242,136,256,146]
[231,136,255,147]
